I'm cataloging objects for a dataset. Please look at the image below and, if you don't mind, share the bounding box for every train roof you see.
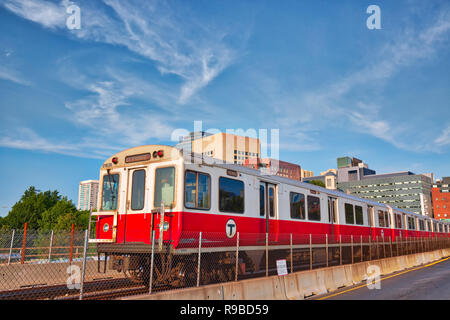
[99,145,447,225]
[186,152,447,224]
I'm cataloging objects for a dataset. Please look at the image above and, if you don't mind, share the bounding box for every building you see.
[78,180,99,211]
[302,170,337,190]
[432,177,450,220]
[175,131,212,154]
[300,169,314,179]
[338,171,433,217]
[191,132,260,165]
[337,156,376,183]
[243,158,301,180]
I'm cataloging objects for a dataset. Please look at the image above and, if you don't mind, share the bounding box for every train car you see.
[89,145,450,285]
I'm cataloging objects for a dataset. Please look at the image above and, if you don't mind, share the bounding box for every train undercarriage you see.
[96,242,347,288]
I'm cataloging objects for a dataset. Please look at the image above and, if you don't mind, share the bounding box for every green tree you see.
[307,180,326,188]
[39,198,78,230]
[3,187,61,229]
[1,186,89,231]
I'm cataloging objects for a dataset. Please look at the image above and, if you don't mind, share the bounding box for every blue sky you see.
[1,0,450,216]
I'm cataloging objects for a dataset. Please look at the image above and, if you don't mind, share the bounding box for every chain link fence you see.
[0,228,449,300]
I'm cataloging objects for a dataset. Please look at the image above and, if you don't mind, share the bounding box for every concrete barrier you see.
[350,262,369,284]
[122,248,450,300]
[223,275,286,300]
[283,273,303,300]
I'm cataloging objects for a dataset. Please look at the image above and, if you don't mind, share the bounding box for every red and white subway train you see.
[90,145,449,283]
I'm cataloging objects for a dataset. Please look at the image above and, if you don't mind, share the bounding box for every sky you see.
[1,0,450,217]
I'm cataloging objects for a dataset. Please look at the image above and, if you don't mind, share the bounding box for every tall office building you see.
[78,180,99,211]
[338,171,433,217]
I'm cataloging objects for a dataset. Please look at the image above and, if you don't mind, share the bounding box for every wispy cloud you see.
[2,0,242,103]
[0,65,31,86]
[0,127,118,159]
[434,125,450,147]
[267,6,450,153]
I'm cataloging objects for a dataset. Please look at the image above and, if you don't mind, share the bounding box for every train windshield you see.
[102,174,120,211]
[154,167,175,207]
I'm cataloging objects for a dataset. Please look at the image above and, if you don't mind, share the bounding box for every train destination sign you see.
[125,153,151,163]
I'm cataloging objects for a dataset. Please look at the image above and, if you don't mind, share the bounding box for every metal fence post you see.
[351,235,354,264]
[235,232,239,281]
[149,231,155,294]
[360,235,363,262]
[375,236,380,260]
[339,235,342,265]
[290,233,293,273]
[21,222,28,264]
[326,234,328,267]
[48,230,54,262]
[307,234,311,270]
[79,229,89,300]
[8,229,15,265]
[369,236,372,260]
[69,223,74,264]
[197,232,202,287]
[382,235,386,258]
[265,233,269,277]
[390,236,393,257]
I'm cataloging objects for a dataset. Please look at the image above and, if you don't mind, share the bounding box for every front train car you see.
[90,145,185,252]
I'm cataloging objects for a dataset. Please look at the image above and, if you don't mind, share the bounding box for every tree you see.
[1,186,88,231]
[3,187,61,229]
[39,198,78,230]
[307,180,326,188]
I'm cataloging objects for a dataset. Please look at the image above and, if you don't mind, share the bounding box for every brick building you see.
[432,177,450,221]
[242,158,301,180]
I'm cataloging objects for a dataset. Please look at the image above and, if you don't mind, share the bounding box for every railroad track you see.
[0,278,139,300]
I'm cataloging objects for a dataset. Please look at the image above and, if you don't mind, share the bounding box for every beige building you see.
[191,132,260,164]
[301,169,314,179]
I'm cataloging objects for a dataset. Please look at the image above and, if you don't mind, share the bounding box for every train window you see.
[419,220,425,231]
[355,206,364,225]
[395,214,402,229]
[268,186,275,218]
[345,203,354,224]
[408,217,415,230]
[102,173,120,211]
[219,177,244,213]
[184,171,211,210]
[385,212,390,228]
[154,167,175,208]
[260,185,265,217]
[307,195,321,221]
[290,192,305,220]
[378,210,385,227]
[433,222,437,232]
[131,170,146,210]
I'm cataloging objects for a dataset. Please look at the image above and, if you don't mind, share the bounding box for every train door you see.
[328,197,338,239]
[260,182,278,241]
[124,167,147,243]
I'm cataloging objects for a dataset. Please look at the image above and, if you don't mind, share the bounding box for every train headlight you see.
[103,223,110,233]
